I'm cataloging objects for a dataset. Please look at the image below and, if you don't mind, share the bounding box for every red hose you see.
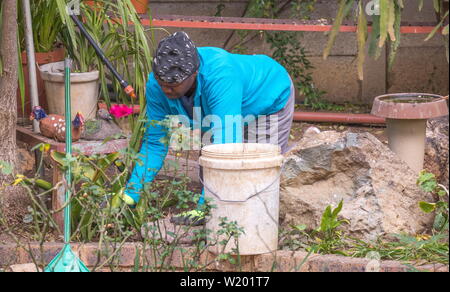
[293,112,385,124]
[99,103,385,125]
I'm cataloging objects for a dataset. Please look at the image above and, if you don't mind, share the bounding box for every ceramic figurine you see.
[30,106,85,142]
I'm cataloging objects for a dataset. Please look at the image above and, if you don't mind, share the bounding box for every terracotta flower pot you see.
[17,47,65,117]
[131,0,149,14]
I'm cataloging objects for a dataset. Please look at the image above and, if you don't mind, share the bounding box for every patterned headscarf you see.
[152,32,200,84]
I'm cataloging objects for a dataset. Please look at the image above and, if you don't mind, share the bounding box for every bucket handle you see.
[198,171,282,203]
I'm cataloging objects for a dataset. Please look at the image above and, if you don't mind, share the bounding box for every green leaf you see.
[378,0,389,47]
[433,213,447,231]
[433,0,440,13]
[293,224,307,231]
[417,171,438,192]
[0,161,13,175]
[425,10,449,41]
[419,201,436,213]
[418,0,424,11]
[387,0,397,42]
[323,0,355,60]
[388,2,402,71]
[332,200,344,219]
[437,190,447,197]
[443,24,449,35]
[369,15,382,58]
[356,1,368,80]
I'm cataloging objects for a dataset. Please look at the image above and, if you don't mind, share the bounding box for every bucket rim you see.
[201,143,281,159]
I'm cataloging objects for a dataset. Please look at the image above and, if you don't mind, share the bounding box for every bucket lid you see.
[199,143,284,169]
[201,143,281,159]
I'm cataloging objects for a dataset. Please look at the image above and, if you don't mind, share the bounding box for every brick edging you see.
[1,242,448,272]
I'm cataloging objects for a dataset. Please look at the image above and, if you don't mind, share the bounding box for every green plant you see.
[219,0,329,110]
[1,141,249,272]
[417,171,449,233]
[326,0,449,80]
[310,199,349,255]
[215,217,245,268]
[279,200,349,255]
[349,233,449,265]
[55,0,158,152]
[18,0,64,53]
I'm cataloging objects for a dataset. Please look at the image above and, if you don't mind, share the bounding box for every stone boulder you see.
[424,115,449,188]
[280,129,434,241]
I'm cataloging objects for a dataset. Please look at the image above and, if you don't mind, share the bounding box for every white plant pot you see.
[39,61,99,120]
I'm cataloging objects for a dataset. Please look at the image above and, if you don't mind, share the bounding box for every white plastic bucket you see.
[199,143,284,255]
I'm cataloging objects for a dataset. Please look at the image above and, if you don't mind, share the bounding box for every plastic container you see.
[199,143,284,255]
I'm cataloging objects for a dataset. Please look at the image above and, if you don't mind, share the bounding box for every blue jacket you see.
[125,47,291,203]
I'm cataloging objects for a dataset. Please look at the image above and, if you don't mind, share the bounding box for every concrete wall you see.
[148,0,449,105]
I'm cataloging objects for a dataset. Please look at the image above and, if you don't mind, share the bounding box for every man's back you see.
[196,47,292,116]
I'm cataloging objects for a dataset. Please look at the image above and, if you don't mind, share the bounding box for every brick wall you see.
[148,0,449,105]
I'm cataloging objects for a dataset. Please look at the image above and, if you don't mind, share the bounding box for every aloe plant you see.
[325,0,449,80]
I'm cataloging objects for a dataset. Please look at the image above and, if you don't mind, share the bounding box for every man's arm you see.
[124,88,169,204]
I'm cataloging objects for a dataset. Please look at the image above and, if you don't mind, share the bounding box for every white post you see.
[22,0,40,133]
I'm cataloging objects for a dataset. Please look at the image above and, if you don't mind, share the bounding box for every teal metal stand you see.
[45,58,89,272]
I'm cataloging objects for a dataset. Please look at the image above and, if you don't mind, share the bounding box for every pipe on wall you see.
[293,112,386,125]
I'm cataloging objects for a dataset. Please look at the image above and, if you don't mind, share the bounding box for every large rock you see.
[280,130,434,241]
[424,115,449,188]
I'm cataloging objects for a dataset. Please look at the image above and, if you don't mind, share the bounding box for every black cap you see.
[152,32,200,84]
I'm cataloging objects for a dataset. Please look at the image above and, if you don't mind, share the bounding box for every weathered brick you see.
[254,250,312,272]
[1,242,448,272]
[0,244,21,268]
[19,242,66,266]
[416,264,449,273]
[79,242,139,269]
[308,254,371,272]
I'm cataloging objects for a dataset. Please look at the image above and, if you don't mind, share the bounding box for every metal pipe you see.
[293,112,386,125]
[22,0,40,133]
[22,0,46,180]
[64,58,72,244]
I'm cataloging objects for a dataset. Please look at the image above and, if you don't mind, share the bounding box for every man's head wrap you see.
[152,32,200,84]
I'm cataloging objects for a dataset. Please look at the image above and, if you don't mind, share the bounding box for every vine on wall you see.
[218,0,330,110]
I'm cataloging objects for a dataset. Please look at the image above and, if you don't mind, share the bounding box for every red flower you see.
[110,104,134,119]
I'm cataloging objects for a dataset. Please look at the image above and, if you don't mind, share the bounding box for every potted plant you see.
[38,2,108,121]
[40,0,153,126]
[17,0,65,117]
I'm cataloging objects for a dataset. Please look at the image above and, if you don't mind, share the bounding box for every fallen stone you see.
[9,263,42,272]
[280,130,435,241]
[303,126,321,137]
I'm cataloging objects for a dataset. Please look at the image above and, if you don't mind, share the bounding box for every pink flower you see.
[109,104,134,119]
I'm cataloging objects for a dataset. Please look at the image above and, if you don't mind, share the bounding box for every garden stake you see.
[44,59,89,273]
